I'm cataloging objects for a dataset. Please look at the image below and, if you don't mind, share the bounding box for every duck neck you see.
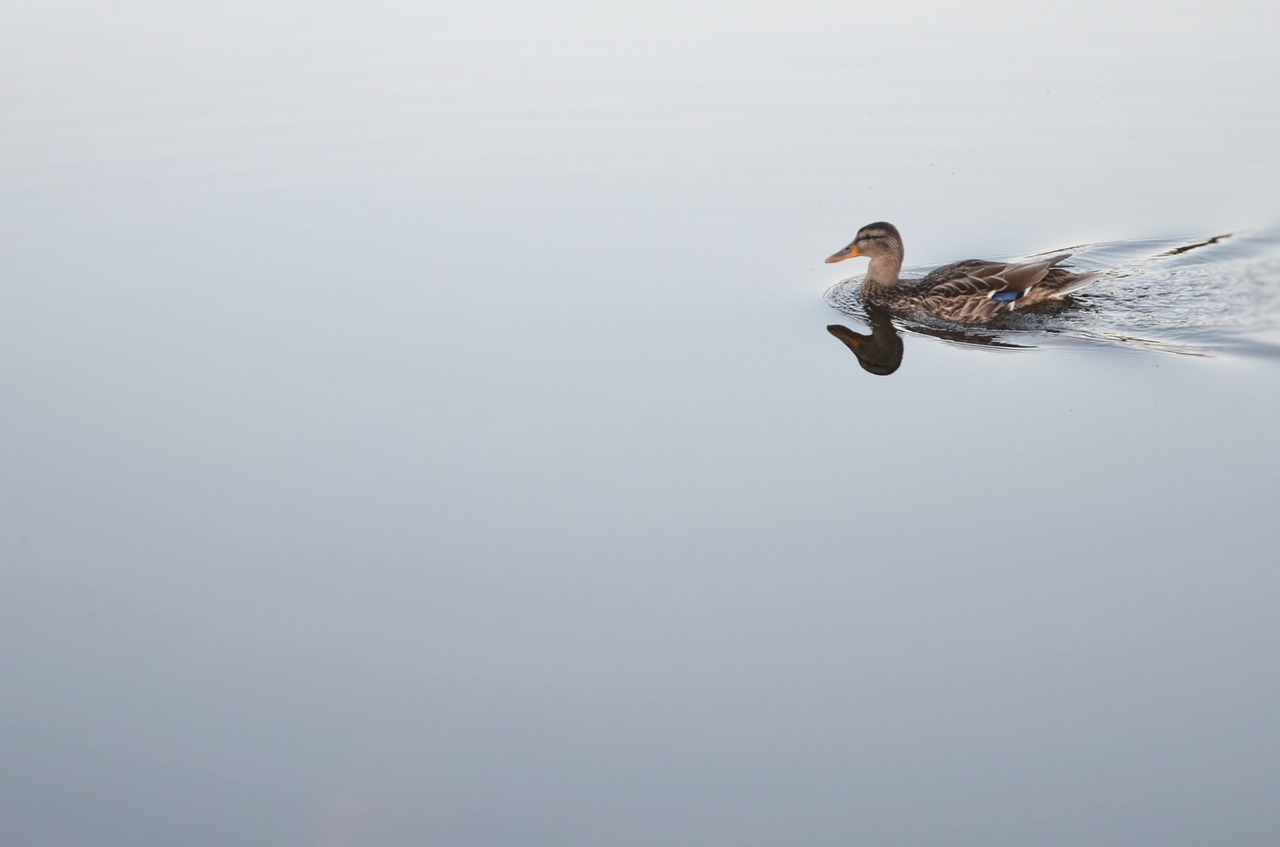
[862,255,903,295]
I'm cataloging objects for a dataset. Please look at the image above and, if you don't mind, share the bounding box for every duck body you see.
[826,222,1103,325]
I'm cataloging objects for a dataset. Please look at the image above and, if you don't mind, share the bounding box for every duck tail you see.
[1045,268,1104,298]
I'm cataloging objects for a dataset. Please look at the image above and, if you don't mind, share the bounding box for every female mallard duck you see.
[825,222,1103,324]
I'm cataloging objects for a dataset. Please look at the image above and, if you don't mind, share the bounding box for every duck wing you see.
[910,253,1101,322]
[920,254,1071,300]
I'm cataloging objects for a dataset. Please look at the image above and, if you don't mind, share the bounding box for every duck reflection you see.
[827,307,904,376]
[828,307,1036,376]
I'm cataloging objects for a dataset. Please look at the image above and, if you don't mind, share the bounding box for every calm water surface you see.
[4,2,1280,845]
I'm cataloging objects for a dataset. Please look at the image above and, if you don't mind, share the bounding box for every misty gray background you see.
[3,1,1279,845]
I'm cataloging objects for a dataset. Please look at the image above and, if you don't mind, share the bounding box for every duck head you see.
[825,221,904,265]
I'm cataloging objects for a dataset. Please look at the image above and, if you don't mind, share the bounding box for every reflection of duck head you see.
[827,307,904,376]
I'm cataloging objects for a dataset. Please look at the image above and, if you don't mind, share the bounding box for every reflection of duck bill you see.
[828,320,904,376]
[827,325,869,351]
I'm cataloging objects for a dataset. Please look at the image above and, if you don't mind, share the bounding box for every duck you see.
[825,222,1103,324]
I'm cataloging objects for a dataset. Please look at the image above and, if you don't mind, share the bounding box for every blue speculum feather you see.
[992,290,1021,303]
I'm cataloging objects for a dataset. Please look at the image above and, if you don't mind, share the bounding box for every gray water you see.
[4,2,1280,846]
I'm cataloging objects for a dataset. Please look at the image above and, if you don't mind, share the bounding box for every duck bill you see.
[825,243,863,263]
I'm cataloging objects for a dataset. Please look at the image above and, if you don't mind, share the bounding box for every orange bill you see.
[825,242,863,263]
